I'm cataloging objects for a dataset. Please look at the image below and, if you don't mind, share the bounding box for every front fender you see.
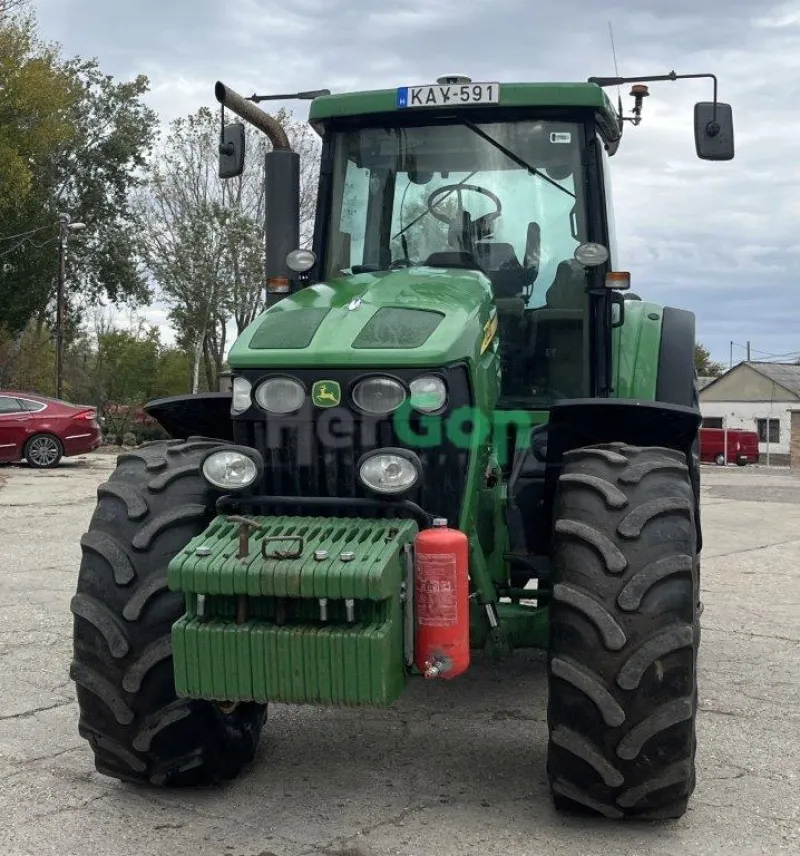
[144,393,234,442]
[545,399,701,461]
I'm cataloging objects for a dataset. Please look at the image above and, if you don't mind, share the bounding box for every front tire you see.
[714,453,725,466]
[70,438,267,786]
[546,443,699,820]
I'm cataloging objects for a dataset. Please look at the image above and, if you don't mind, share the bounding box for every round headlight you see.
[409,376,447,413]
[255,376,306,413]
[286,248,316,273]
[231,376,252,414]
[574,242,609,267]
[202,450,258,491]
[352,377,406,415]
[359,451,420,495]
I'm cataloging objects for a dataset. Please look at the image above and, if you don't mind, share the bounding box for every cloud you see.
[31,0,800,364]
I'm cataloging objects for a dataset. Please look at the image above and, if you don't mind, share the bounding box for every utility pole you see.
[746,340,751,361]
[55,213,85,399]
[56,214,68,399]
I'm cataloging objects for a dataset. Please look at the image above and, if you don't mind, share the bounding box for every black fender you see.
[655,307,703,551]
[656,307,697,408]
[143,393,234,442]
[545,398,700,460]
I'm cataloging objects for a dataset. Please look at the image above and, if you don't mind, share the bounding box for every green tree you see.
[152,346,194,399]
[0,8,157,337]
[695,342,725,377]
[96,327,160,405]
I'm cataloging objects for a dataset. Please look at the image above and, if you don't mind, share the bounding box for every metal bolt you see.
[340,551,355,562]
[319,598,328,621]
[197,594,206,618]
[195,545,212,556]
[314,549,329,561]
[345,599,355,622]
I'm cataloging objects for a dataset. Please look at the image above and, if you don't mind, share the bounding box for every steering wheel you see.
[426,183,503,232]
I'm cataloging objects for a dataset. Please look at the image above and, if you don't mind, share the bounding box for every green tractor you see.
[70,71,734,819]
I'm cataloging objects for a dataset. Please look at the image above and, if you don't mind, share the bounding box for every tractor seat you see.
[545,259,586,310]
[475,242,521,270]
[475,242,529,299]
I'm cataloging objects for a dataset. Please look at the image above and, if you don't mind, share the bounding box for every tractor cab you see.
[316,107,593,405]
[304,79,630,408]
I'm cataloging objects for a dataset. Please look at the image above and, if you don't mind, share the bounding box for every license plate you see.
[397,82,500,109]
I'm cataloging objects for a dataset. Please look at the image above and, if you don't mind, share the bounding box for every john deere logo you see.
[311,380,341,408]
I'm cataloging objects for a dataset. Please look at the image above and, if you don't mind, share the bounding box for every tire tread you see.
[547,443,699,820]
[71,437,266,787]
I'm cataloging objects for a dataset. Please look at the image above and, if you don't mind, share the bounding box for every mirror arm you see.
[218,105,233,157]
[589,70,720,133]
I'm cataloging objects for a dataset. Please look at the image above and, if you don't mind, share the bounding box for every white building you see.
[699,362,800,460]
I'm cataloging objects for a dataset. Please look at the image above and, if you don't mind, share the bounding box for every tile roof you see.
[745,362,800,397]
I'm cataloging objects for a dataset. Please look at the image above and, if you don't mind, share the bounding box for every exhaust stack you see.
[215,81,300,304]
[215,81,291,151]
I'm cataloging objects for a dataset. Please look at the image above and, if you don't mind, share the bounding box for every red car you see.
[0,391,102,468]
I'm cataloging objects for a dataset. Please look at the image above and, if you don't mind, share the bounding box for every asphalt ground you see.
[1,453,798,856]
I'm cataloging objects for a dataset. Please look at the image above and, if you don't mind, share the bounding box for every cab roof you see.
[308,81,620,127]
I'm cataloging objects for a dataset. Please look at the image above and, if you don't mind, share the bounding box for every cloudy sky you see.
[32,0,800,366]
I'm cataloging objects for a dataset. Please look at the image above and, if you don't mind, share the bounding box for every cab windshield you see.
[324,118,591,404]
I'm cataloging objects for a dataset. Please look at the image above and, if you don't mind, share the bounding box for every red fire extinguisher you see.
[414,517,470,680]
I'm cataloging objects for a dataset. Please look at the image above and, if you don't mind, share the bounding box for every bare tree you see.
[0,0,29,17]
[138,105,320,391]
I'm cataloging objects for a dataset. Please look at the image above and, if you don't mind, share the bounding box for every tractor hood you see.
[228,266,497,369]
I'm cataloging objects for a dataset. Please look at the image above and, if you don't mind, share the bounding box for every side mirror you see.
[694,102,734,161]
[218,122,245,178]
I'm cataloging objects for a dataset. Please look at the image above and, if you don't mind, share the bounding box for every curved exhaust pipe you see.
[215,81,291,151]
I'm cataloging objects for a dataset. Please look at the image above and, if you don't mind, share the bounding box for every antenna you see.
[608,21,624,125]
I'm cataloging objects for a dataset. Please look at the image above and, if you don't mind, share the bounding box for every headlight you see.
[201,449,260,491]
[231,376,252,414]
[358,449,421,495]
[255,376,306,413]
[409,376,447,413]
[352,377,406,415]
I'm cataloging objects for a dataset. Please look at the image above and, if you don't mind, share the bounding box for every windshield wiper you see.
[392,169,479,242]
[391,118,575,245]
[458,118,576,200]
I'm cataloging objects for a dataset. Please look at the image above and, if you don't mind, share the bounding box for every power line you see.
[0,226,50,243]
[756,351,800,363]
[0,234,58,258]
[729,341,800,365]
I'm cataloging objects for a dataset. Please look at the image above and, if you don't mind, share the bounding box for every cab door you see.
[0,395,30,462]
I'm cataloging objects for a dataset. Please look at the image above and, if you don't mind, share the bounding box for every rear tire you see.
[70,438,267,786]
[25,433,63,468]
[714,453,725,466]
[546,443,699,820]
